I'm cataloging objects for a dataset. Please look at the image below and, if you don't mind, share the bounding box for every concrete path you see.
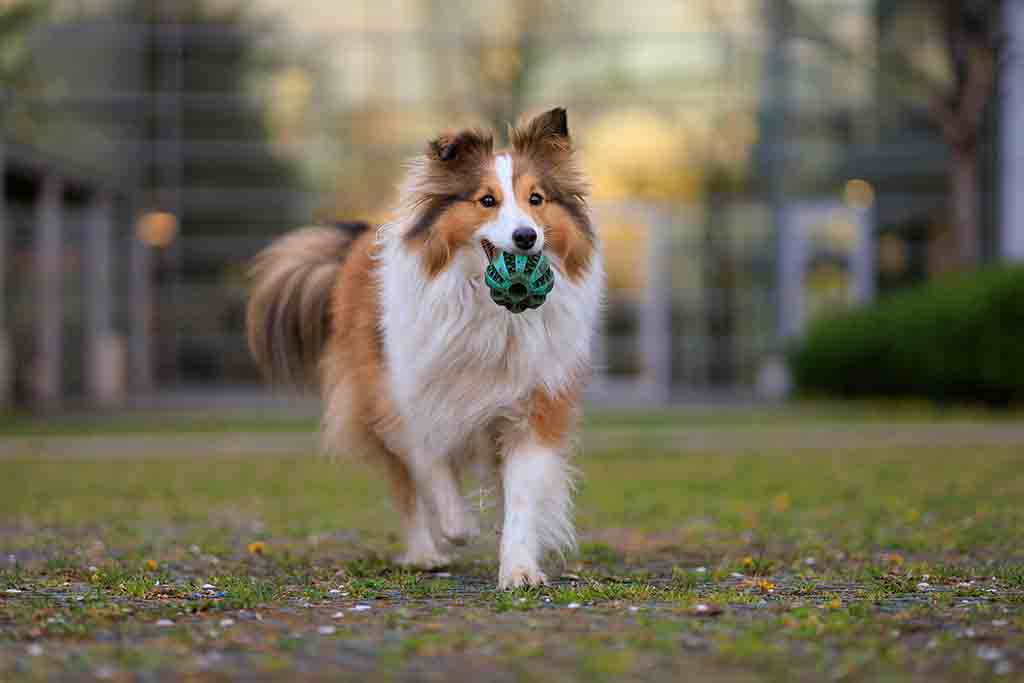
[3,422,1024,458]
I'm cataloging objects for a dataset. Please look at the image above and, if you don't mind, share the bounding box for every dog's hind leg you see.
[385,453,452,569]
[408,454,478,549]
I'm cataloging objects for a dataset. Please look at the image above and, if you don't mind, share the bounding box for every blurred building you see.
[0,0,1017,409]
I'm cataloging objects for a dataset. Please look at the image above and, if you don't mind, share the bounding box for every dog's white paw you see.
[498,564,548,590]
[395,548,452,570]
[438,508,479,547]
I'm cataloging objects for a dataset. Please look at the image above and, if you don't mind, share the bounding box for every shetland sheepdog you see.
[246,108,603,588]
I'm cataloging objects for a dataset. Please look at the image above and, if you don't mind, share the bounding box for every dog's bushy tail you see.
[246,223,368,388]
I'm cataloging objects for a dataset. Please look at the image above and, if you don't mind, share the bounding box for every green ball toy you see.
[484,250,555,313]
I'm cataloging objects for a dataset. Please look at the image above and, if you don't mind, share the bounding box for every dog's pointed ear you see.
[427,129,493,164]
[428,134,459,162]
[536,107,569,138]
[512,107,572,159]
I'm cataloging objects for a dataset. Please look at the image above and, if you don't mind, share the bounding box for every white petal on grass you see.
[977,646,1004,662]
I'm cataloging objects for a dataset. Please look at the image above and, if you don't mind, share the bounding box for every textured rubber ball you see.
[484,250,555,313]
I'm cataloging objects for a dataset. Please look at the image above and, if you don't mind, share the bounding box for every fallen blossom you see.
[977,645,1003,661]
[746,578,776,593]
[694,603,723,616]
[883,553,904,566]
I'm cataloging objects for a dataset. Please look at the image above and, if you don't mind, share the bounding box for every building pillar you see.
[1003,0,1024,261]
[84,190,124,405]
[0,143,10,408]
[33,173,63,408]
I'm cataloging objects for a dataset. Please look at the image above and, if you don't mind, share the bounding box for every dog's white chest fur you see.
[377,234,603,458]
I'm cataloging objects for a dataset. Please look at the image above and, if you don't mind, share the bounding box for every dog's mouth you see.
[481,239,497,262]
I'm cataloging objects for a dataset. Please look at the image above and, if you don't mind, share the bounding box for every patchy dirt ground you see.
[1,418,1022,681]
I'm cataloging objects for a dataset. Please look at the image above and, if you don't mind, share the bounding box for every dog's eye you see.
[480,195,497,208]
[529,193,544,206]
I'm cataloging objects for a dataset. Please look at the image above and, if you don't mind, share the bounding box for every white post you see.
[129,210,154,393]
[0,142,10,408]
[84,190,124,405]
[1003,0,1024,261]
[851,207,875,304]
[778,202,806,340]
[641,208,672,402]
[33,173,63,408]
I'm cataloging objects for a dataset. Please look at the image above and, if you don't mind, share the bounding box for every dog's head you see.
[401,108,594,282]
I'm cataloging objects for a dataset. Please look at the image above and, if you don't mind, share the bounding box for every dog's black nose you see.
[513,227,537,251]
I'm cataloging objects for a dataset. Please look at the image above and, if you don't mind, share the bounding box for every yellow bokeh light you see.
[597,215,649,294]
[583,109,703,203]
[137,211,179,248]
[843,179,875,210]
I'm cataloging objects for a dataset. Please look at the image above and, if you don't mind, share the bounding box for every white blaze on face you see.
[477,154,544,254]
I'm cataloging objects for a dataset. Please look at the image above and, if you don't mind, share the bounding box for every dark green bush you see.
[790,266,1024,405]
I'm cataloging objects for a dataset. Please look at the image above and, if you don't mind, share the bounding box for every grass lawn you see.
[0,419,1022,681]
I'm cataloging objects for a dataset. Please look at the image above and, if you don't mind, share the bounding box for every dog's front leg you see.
[497,438,575,589]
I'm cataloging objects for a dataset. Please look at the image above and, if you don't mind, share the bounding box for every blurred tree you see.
[796,0,1002,270]
[929,0,1000,269]
[426,0,584,135]
[0,1,49,136]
